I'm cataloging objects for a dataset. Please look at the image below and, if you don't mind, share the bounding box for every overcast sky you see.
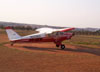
[0,0,100,28]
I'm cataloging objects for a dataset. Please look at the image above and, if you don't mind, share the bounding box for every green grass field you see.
[0,29,100,72]
[64,35,100,48]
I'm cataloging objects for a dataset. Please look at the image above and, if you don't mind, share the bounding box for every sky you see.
[0,0,100,28]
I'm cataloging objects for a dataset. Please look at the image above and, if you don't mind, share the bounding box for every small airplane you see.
[5,26,75,49]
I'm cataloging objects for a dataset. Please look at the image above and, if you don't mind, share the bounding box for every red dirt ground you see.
[5,43,100,56]
[3,43,100,72]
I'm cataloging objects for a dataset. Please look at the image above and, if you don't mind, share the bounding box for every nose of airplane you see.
[65,33,75,40]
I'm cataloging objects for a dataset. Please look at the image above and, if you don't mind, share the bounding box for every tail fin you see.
[5,27,21,41]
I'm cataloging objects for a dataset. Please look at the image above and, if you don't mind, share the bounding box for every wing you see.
[56,27,75,32]
[36,27,75,34]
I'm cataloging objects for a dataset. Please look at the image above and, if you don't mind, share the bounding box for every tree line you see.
[0,25,100,35]
[72,30,100,35]
[0,25,37,31]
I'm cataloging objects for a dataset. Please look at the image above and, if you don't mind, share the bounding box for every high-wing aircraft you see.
[5,26,75,49]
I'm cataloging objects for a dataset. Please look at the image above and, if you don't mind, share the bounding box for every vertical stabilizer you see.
[5,27,21,41]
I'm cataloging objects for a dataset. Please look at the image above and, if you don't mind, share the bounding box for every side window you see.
[59,32,63,35]
[51,32,64,37]
[56,32,59,35]
[47,34,51,37]
[61,32,64,35]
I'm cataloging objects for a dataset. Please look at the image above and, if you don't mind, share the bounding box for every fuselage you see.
[5,26,75,49]
[11,32,74,44]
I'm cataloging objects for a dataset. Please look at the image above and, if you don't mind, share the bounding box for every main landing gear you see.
[11,42,14,46]
[56,44,65,50]
[11,43,14,46]
[61,44,65,50]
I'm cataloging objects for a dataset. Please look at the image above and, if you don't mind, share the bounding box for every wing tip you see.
[61,27,75,32]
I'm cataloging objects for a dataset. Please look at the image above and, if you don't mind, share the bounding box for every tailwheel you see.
[11,43,14,46]
[61,44,65,50]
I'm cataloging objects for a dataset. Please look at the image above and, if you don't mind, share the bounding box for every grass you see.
[0,29,100,72]
[64,35,100,48]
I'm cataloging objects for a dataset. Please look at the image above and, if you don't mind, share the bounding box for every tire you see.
[11,43,14,46]
[61,44,65,50]
[56,45,59,47]
[11,43,13,46]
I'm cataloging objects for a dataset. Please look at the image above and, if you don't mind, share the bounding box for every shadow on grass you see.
[23,46,100,56]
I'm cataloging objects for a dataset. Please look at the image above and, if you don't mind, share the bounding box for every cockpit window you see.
[60,32,64,35]
[47,32,65,37]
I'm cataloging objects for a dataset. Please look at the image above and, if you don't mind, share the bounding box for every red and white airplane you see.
[5,26,75,49]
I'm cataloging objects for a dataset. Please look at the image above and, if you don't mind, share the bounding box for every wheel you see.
[11,43,14,46]
[56,45,59,47]
[61,44,65,50]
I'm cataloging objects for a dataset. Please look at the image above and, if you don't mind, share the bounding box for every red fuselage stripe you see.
[12,36,68,43]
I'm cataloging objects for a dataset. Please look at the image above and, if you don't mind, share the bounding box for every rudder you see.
[5,27,21,41]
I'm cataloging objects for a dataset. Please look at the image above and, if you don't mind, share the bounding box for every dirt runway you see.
[5,43,100,56]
